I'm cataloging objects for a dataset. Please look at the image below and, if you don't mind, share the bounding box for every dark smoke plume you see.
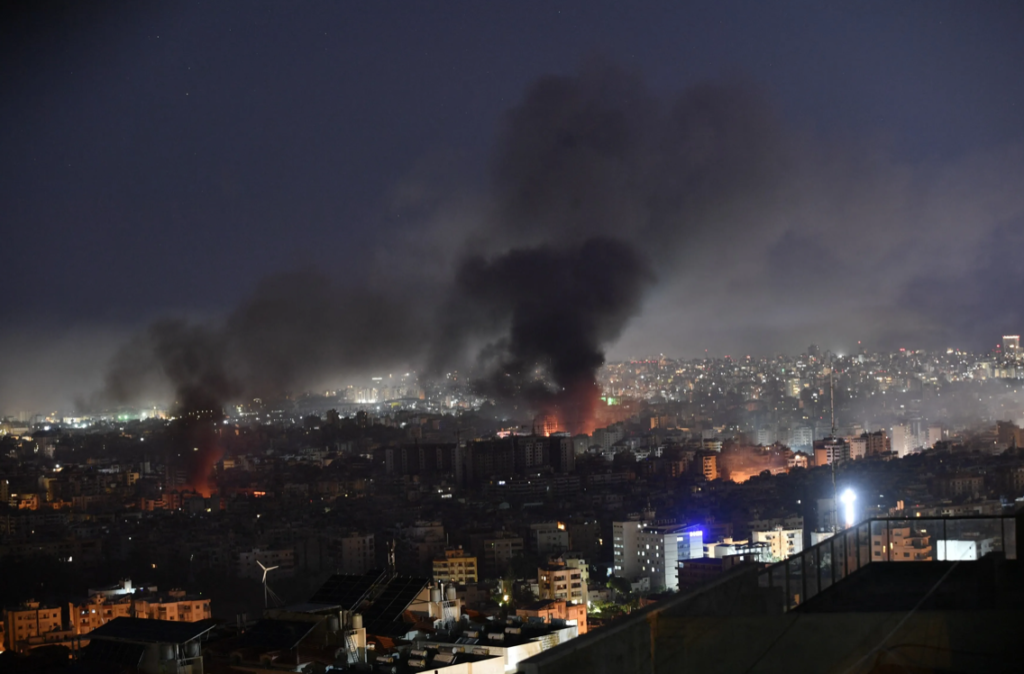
[104,271,422,408]
[101,63,788,437]
[429,64,783,430]
[487,64,784,257]
[100,271,422,492]
[450,237,653,434]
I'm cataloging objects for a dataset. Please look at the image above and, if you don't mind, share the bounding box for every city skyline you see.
[2,2,1024,415]
[2,4,1024,669]
[5,334,1024,420]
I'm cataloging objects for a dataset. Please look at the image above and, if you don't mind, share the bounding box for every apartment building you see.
[432,547,479,584]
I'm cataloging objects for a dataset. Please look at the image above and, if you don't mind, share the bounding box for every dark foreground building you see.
[520,513,1024,673]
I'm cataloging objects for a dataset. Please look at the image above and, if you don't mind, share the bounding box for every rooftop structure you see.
[519,512,1024,673]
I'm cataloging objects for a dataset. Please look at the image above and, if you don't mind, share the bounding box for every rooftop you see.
[87,617,217,644]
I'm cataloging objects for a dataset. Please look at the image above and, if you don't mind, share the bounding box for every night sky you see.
[2,1,1024,414]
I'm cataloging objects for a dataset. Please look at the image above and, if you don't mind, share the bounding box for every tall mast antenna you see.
[830,364,836,438]
[830,356,838,531]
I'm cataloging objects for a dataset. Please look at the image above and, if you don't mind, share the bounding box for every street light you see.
[840,488,857,528]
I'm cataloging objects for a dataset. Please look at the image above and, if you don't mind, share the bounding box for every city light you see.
[840,489,857,528]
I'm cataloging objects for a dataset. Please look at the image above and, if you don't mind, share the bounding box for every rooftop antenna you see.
[257,560,281,608]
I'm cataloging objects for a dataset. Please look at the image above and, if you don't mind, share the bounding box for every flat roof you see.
[797,557,1024,613]
[87,617,217,644]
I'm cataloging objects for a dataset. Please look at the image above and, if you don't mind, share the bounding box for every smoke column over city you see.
[100,272,423,492]
[94,64,790,439]
[424,64,783,432]
[91,60,1024,442]
[443,238,653,434]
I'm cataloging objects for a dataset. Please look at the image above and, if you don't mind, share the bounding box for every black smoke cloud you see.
[100,63,785,425]
[488,66,783,257]
[92,61,1024,427]
[444,237,654,433]
[421,64,785,426]
[100,271,423,413]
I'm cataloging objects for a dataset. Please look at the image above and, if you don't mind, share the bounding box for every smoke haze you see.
[3,61,1023,418]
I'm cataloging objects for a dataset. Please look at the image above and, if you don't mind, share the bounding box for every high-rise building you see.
[813,437,850,466]
[890,424,912,458]
[863,430,890,456]
[612,519,644,579]
[848,436,867,460]
[1003,335,1020,359]
[616,521,703,591]
[790,426,813,451]
[693,452,718,481]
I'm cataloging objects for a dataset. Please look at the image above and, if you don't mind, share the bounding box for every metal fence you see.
[757,515,1019,612]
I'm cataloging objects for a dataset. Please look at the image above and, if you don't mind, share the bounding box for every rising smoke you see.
[443,237,654,434]
[93,60,1024,486]
[423,64,784,431]
[99,272,424,492]
[97,64,789,456]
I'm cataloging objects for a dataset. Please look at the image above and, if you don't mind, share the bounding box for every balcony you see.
[758,515,1018,612]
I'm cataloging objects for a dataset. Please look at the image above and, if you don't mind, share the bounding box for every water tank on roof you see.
[352,613,363,629]
[328,615,340,633]
[430,587,442,603]
[446,586,457,601]
[160,644,175,661]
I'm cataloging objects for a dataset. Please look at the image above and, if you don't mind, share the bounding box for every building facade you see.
[433,547,479,584]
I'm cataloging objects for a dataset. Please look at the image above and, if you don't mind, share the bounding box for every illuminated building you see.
[636,524,704,591]
[538,560,586,604]
[519,514,1023,674]
[699,452,718,481]
[517,599,588,634]
[751,527,803,561]
[560,553,591,596]
[615,518,703,591]
[70,590,211,636]
[871,525,933,562]
[813,437,850,466]
[1004,335,1020,358]
[432,547,479,584]
[890,424,913,458]
[848,435,867,460]
[612,519,643,578]
[2,601,64,653]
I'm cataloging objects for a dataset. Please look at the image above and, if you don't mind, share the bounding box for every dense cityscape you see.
[4,2,1024,672]
[2,337,1023,670]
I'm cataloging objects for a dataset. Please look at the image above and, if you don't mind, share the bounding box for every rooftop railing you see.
[757,514,1019,612]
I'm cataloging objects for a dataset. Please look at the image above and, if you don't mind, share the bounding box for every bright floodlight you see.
[840,488,857,528]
